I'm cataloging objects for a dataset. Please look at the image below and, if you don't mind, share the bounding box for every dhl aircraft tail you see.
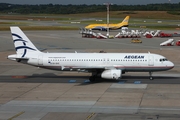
[117,16,130,28]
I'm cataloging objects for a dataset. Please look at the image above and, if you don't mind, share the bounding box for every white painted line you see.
[110,84,147,89]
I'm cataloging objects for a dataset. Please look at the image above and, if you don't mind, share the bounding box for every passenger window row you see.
[49,59,148,62]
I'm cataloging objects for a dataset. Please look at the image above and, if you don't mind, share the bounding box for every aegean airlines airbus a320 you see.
[8,27,174,82]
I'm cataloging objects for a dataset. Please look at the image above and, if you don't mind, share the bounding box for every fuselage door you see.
[148,55,154,66]
[38,55,43,65]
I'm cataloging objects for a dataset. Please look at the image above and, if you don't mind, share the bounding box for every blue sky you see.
[0,0,179,5]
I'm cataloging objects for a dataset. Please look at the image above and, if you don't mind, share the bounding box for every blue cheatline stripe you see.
[14,39,27,43]
[69,80,76,83]
[15,46,36,51]
[12,33,22,39]
[22,49,27,57]
[134,81,141,84]
[84,80,90,83]
[118,80,126,84]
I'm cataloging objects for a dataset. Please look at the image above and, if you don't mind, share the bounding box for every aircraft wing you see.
[91,26,108,31]
[109,26,118,30]
[63,66,104,70]
[62,65,124,72]
[92,26,118,30]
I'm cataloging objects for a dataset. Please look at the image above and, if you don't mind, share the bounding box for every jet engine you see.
[100,28,107,31]
[101,69,122,80]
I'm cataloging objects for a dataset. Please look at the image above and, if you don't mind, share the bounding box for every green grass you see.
[0,21,28,24]
[145,26,180,30]
[0,26,79,31]
[0,11,180,31]
[130,25,180,30]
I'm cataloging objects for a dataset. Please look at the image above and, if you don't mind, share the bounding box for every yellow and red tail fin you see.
[117,16,130,28]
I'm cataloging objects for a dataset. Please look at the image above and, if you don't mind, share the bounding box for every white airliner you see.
[8,27,174,82]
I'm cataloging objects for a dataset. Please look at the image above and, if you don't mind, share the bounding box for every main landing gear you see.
[89,75,97,83]
[89,71,102,83]
[149,72,153,80]
[89,72,154,82]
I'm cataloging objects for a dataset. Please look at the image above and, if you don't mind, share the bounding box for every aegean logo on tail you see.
[12,33,36,57]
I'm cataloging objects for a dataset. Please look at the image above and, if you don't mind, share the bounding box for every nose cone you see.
[168,61,174,69]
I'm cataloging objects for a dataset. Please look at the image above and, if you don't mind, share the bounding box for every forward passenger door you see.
[148,55,154,66]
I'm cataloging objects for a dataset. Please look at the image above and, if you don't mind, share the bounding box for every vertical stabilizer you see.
[122,16,130,23]
[10,27,40,57]
[118,16,130,27]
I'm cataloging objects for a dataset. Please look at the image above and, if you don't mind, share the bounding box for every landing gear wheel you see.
[149,72,153,80]
[89,76,96,83]
[150,77,153,80]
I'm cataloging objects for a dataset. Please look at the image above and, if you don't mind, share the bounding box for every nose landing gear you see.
[149,72,153,80]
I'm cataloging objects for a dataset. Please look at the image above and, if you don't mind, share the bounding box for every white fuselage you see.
[8,26,174,81]
[27,52,174,72]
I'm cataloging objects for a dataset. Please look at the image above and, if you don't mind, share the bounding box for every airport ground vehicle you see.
[176,40,180,46]
[131,38,142,43]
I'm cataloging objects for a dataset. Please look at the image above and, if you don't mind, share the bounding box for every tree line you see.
[0,3,180,14]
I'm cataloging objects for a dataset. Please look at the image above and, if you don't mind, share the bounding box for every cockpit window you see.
[160,58,168,62]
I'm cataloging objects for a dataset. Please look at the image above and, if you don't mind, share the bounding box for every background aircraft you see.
[85,16,130,31]
[8,27,174,82]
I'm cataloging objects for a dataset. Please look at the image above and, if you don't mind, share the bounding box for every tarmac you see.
[0,30,180,120]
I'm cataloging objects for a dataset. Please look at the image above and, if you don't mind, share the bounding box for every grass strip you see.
[0,26,79,31]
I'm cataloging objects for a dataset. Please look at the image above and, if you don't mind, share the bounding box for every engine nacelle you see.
[101,69,122,80]
[101,28,107,31]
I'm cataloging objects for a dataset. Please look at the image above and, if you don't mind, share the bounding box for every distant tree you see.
[0,3,180,14]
